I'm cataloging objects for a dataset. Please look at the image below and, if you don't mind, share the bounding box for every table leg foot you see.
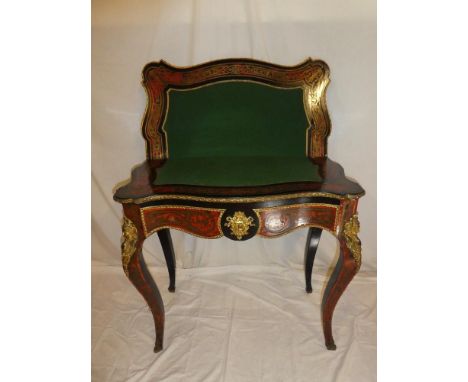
[154,339,163,353]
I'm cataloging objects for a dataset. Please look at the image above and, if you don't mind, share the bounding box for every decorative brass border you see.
[121,217,138,277]
[118,191,364,205]
[303,73,331,157]
[140,205,225,238]
[343,214,362,270]
[141,58,331,160]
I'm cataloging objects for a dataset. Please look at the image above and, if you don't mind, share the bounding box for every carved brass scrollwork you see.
[224,211,255,240]
[343,214,362,271]
[121,217,138,277]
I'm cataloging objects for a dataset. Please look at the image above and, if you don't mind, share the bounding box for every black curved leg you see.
[157,229,176,292]
[304,227,322,293]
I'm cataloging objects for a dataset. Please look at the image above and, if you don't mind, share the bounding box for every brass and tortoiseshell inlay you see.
[141,58,331,160]
[256,204,339,237]
[113,58,365,354]
[141,205,224,238]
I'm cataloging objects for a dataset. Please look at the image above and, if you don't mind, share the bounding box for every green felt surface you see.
[154,157,321,187]
[155,81,319,187]
[164,81,309,158]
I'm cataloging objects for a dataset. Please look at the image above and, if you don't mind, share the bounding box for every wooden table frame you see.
[114,58,365,353]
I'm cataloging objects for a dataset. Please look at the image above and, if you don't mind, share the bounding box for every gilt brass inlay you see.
[141,58,331,160]
[118,191,364,205]
[224,211,256,240]
[121,217,138,277]
[343,214,362,271]
[140,205,224,239]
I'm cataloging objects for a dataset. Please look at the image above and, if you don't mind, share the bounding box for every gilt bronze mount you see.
[224,211,256,240]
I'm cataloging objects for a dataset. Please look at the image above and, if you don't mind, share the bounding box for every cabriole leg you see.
[304,227,322,293]
[121,206,165,353]
[157,228,176,292]
[321,214,361,350]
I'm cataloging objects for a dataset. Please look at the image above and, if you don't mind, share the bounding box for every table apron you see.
[140,203,341,239]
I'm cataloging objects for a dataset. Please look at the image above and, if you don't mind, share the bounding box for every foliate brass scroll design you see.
[121,217,138,277]
[141,58,330,160]
[224,211,256,240]
[343,214,362,271]
[303,74,331,158]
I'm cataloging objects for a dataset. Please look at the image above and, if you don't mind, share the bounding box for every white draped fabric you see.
[92,0,376,380]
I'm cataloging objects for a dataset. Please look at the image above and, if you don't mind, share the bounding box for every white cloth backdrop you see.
[92,0,376,380]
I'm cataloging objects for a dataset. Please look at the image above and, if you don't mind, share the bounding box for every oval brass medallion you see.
[221,209,259,241]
